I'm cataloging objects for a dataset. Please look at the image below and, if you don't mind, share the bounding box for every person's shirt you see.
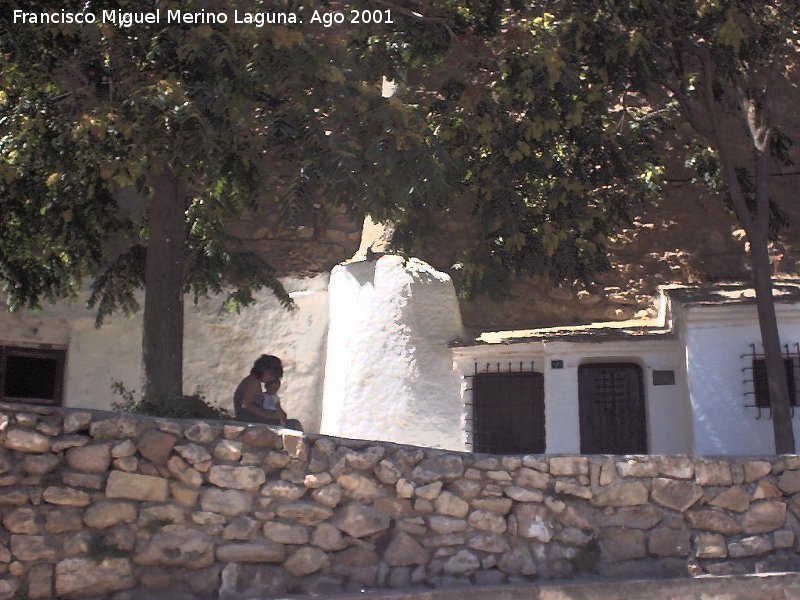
[262,392,280,411]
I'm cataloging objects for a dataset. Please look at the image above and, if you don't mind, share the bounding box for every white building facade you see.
[1,261,799,455]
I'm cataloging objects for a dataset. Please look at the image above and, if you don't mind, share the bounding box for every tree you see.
[384,4,665,299]
[591,0,799,452]
[0,0,453,400]
[389,0,799,453]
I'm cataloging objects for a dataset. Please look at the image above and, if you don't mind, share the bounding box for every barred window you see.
[753,358,797,408]
[0,346,66,405]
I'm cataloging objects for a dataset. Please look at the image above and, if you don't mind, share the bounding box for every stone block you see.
[284,547,328,576]
[695,460,732,486]
[512,504,551,541]
[550,456,588,477]
[443,549,480,575]
[106,471,169,502]
[695,533,727,559]
[27,562,53,600]
[213,440,242,462]
[312,484,342,508]
[332,503,390,537]
[434,491,469,517]
[468,510,508,535]
[216,541,285,563]
[89,417,142,440]
[709,486,750,513]
[10,535,56,561]
[3,508,39,535]
[200,488,252,517]
[411,455,464,483]
[554,481,592,500]
[648,527,691,557]
[337,473,384,502]
[778,470,800,494]
[650,478,702,512]
[54,558,133,598]
[616,459,659,478]
[743,461,773,483]
[467,533,511,553]
[0,489,29,506]
[66,444,111,473]
[263,521,309,544]
[134,524,214,568]
[384,531,430,566]
[686,509,740,535]
[136,430,177,465]
[183,422,220,443]
[111,439,136,458]
[209,465,266,491]
[741,500,787,534]
[44,508,82,533]
[753,479,783,500]
[274,501,333,526]
[62,412,92,435]
[4,429,50,453]
[311,523,347,551]
[505,487,544,503]
[514,467,550,490]
[42,487,90,507]
[599,505,662,529]
[174,443,211,465]
[83,501,137,529]
[167,455,203,488]
[471,497,513,515]
[22,454,60,476]
[658,457,694,479]
[728,535,773,558]
[593,481,649,507]
[598,528,646,561]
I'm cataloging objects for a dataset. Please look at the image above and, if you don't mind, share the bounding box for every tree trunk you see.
[749,231,796,453]
[143,173,186,400]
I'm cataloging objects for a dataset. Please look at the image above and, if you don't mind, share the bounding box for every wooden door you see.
[473,372,545,454]
[579,363,647,454]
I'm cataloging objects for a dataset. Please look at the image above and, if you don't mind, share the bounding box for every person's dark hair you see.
[251,354,283,379]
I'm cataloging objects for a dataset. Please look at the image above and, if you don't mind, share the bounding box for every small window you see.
[0,346,66,405]
[753,358,797,408]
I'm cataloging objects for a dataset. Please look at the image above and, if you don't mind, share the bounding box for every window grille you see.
[463,361,537,452]
[741,343,799,419]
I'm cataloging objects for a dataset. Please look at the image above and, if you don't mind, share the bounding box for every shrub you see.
[111,381,231,420]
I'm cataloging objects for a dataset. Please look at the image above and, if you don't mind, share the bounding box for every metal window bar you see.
[463,361,536,451]
[741,342,799,419]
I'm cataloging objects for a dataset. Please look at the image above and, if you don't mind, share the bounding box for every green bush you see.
[111,381,231,420]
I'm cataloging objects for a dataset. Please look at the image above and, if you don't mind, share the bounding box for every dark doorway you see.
[473,372,545,454]
[579,363,647,454]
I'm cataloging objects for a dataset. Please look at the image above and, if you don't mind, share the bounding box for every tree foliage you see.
[583,0,800,452]
[0,0,454,397]
[385,2,667,298]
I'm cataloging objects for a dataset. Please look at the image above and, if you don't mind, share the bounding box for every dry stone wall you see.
[1,403,800,599]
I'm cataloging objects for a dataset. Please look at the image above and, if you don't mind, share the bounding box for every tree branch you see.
[698,47,756,235]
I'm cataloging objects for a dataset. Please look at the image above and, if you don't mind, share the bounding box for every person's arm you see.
[273,398,288,426]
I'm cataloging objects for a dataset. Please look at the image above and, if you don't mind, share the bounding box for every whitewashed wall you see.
[320,256,466,449]
[0,275,330,431]
[677,302,800,455]
[453,337,691,455]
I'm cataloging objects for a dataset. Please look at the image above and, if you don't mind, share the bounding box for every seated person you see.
[263,378,303,432]
[233,355,302,431]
